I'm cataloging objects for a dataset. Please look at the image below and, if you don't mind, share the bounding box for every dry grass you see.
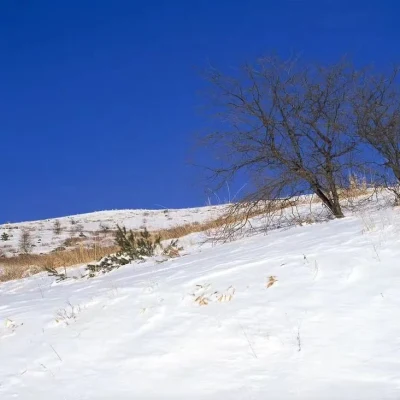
[158,204,275,243]
[266,276,278,288]
[339,175,369,202]
[63,236,87,247]
[0,244,119,282]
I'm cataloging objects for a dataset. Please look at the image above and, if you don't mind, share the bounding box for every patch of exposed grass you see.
[0,245,119,282]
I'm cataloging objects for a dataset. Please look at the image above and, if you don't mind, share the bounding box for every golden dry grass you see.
[0,245,119,282]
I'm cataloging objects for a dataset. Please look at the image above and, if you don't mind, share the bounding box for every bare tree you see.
[203,56,362,218]
[354,68,400,202]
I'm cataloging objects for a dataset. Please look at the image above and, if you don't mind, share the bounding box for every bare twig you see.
[239,322,258,359]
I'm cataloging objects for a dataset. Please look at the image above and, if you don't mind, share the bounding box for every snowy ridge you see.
[1,199,400,398]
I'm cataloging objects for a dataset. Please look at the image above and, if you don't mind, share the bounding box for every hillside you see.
[0,205,225,257]
[1,196,400,399]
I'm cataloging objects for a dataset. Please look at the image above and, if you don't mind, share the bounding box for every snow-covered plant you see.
[86,253,132,278]
[45,266,68,282]
[162,239,182,258]
[55,302,80,325]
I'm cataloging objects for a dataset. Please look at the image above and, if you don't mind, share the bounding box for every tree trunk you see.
[313,186,345,218]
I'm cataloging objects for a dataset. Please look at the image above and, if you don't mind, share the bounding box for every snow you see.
[1,199,400,399]
[0,205,225,256]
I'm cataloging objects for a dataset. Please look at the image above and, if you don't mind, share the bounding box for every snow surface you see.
[0,205,225,256]
[1,201,400,399]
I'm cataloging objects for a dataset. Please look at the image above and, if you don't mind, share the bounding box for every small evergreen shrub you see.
[85,226,162,278]
[1,232,10,241]
[115,225,161,259]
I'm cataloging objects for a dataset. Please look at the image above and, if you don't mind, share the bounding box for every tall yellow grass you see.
[0,245,119,282]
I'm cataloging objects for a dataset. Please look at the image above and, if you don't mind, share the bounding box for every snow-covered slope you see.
[1,202,400,399]
[0,205,225,256]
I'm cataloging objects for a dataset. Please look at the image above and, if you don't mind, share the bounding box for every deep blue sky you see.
[1,1,398,222]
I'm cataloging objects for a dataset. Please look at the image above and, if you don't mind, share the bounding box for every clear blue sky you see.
[1,1,398,222]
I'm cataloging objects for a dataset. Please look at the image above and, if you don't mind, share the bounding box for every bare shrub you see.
[55,302,81,325]
[204,199,283,242]
[71,223,84,234]
[63,236,85,247]
[19,230,33,254]
[99,222,110,233]
[53,220,62,235]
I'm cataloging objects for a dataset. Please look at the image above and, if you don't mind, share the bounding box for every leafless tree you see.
[203,56,362,218]
[353,67,400,203]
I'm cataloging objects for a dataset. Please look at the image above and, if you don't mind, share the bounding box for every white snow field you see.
[1,200,400,399]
